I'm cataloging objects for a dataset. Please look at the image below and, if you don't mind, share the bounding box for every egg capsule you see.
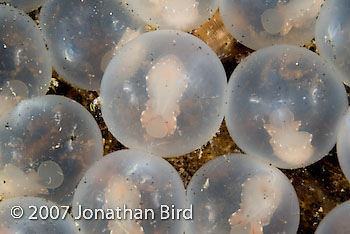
[220,0,323,50]
[40,0,145,90]
[186,154,300,234]
[100,30,226,157]
[72,150,187,234]
[3,0,45,12]
[124,0,219,31]
[316,0,350,85]
[0,5,51,117]
[0,95,103,205]
[337,108,350,183]
[0,197,80,233]
[225,45,348,169]
[315,200,350,234]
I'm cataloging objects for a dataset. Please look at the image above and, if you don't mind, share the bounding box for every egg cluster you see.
[0,0,350,233]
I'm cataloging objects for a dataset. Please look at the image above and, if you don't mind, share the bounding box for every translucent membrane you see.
[124,0,219,31]
[40,0,145,90]
[100,30,227,157]
[3,0,45,12]
[0,95,103,205]
[316,0,350,85]
[0,5,51,118]
[220,0,323,50]
[315,200,350,234]
[225,45,348,169]
[186,154,300,234]
[72,150,187,234]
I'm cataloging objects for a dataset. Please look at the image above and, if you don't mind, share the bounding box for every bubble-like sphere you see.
[4,0,45,12]
[186,154,300,234]
[0,5,51,118]
[226,45,348,169]
[0,95,103,204]
[72,150,187,234]
[316,200,350,234]
[316,0,350,85]
[40,0,145,90]
[100,30,226,157]
[125,0,218,31]
[0,197,80,233]
[220,0,323,50]
[337,108,350,183]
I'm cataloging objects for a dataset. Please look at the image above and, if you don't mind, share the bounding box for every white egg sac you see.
[226,45,348,169]
[220,0,323,50]
[337,108,350,183]
[100,30,226,157]
[186,154,300,234]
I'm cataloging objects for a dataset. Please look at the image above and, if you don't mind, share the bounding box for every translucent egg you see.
[315,0,350,85]
[4,0,45,12]
[100,30,226,157]
[225,45,348,169]
[124,0,218,31]
[0,95,103,204]
[39,0,145,90]
[315,200,350,234]
[186,154,300,234]
[72,150,187,234]
[337,108,350,183]
[0,5,51,118]
[0,197,80,233]
[220,0,323,50]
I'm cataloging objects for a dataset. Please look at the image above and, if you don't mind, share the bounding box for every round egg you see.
[0,4,51,118]
[337,108,350,183]
[4,0,44,12]
[226,45,348,169]
[39,0,145,90]
[0,197,80,233]
[315,200,350,234]
[72,150,187,234]
[316,0,350,85]
[100,30,226,157]
[186,154,300,234]
[220,0,323,50]
[124,0,218,31]
[0,95,103,205]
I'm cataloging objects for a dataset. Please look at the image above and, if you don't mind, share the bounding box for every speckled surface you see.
[25,7,350,234]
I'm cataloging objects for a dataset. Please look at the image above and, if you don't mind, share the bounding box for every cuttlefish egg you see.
[264,108,313,166]
[4,0,45,12]
[229,175,282,234]
[186,154,300,234]
[261,0,323,36]
[104,176,144,234]
[220,0,323,49]
[141,54,188,139]
[124,0,219,31]
[226,45,348,168]
[100,30,226,157]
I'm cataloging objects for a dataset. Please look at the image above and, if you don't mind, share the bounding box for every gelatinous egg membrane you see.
[337,108,350,183]
[0,95,103,205]
[225,45,348,169]
[3,0,44,12]
[100,30,227,157]
[124,0,219,31]
[316,0,350,85]
[72,150,186,234]
[0,197,80,233]
[220,0,323,50]
[315,200,350,234]
[39,0,145,90]
[186,154,300,234]
[0,4,51,118]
